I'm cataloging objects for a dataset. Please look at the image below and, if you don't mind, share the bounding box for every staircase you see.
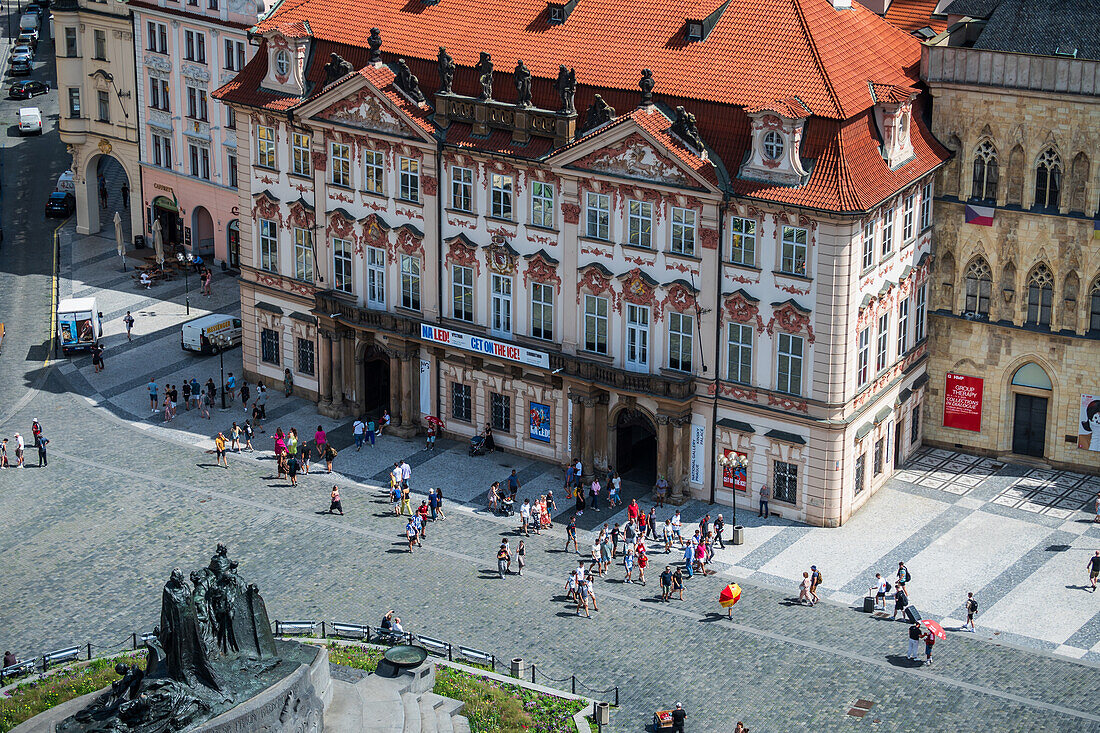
[324,664,470,733]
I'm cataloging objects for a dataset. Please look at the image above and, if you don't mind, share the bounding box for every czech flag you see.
[719,583,742,608]
[964,204,994,226]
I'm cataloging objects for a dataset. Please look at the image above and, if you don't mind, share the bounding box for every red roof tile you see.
[443,123,557,158]
[745,98,813,118]
[869,81,918,103]
[881,0,948,34]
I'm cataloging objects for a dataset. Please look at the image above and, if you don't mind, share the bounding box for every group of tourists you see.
[0,420,47,468]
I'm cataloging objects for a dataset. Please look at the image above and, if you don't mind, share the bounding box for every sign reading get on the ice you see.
[420,324,550,369]
[943,372,983,432]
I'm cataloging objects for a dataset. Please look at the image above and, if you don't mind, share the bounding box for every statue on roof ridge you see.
[639,68,654,106]
[395,58,425,103]
[584,94,615,131]
[437,46,455,95]
[554,65,576,115]
[323,53,354,85]
[367,28,382,65]
[671,105,704,152]
[476,52,494,101]
[514,60,532,108]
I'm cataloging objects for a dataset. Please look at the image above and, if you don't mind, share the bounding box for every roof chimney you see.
[832,0,852,9]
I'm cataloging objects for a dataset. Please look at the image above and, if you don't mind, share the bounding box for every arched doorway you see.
[226,220,240,269]
[614,408,658,484]
[151,195,181,250]
[191,206,215,256]
[88,154,131,238]
[362,346,391,416]
[1010,362,1051,458]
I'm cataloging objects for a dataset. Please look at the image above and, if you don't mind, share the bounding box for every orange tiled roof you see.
[745,98,813,119]
[869,81,918,103]
[250,0,922,120]
[444,124,557,158]
[881,0,948,34]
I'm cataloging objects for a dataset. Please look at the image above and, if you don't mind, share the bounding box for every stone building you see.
[215,0,948,525]
[921,0,1100,470]
[54,0,143,239]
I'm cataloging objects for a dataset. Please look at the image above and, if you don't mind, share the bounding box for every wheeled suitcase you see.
[904,605,922,624]
[863,595,875,613]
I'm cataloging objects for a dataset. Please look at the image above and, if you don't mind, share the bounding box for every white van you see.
[18,107,41,135]
[181,314,242,353]
[56,170,75,193]
[57,297,103,355]
[18,12,39,34]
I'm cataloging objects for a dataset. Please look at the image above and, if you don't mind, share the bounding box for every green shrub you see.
[434,666,584,733]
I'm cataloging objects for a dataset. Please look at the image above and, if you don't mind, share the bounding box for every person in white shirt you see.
[671,511,683,546]
[874,573,888,610]
[520,499,532,536]
[352,418,365,451]
[400,460,412,489]
[14,433,25,468]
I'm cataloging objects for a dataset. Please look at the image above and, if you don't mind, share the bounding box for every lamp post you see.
[212,333,231,409]
[716,450,749,529]
[176,251,194,315]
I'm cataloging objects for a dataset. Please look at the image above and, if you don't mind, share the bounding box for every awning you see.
[855,422,874,440]
[765,428,806,445]
[913,373,930,389]
[874,406,892,424]
[255,301,284,315]
[717,417,755,434]
[290,311,316,324]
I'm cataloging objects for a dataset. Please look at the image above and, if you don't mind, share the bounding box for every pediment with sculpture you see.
[315,86,415,136]
[572,133,691,186]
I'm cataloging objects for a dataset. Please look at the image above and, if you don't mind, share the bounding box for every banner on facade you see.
[420,324,550,369]
[690,421,706,486]
[567,399,573,455]
[529,402,551,443]
[943,373,983,432]
[1077,395,1100,451]
[722,449,748,491]
[419,359,431,418]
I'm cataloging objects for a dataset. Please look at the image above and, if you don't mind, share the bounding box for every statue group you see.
[59,545,283,732]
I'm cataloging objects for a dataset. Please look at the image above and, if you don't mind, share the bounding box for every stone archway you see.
[84,153,132,238]
[191,206,215,256]
[612,407,658,485]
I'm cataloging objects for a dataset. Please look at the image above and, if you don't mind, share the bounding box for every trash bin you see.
[510,658,525,679]
[863,595,875,613]
[732,525,745,545]
[133,235,146,249]
[595,701,610,725]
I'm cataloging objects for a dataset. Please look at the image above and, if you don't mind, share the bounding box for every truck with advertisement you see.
[57,297,102,355]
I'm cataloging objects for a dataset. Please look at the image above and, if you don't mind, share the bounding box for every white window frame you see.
[451,166,473,212]
[146,21,168,54]
[398,157,420,202]
[876,313,889,372]
[333,237,353,293]
[151,132,172,169]
[671,207,696,256]
[330,142,351,187]
[776,333,803,395]
[400,255,421,310]
[366,247,386,308]
[780,226,808,276]
[364,150,385,195]
[915,284,927,342]
[903,194,915,242]
[291,132,311,177]
[625,303,650,371]
[920,182,933,230]
[224,39,245,71]
[729,217,756,266]
[258,219,278,273]
[188,143,210,180]
[857,327,870,388]
[531,282,553,340]
[452,264,473,322]
[256,125,276,169]
[585,192,610,240]
[627,199,653,248]
[583,294,608,354]
[881,207,894,257]
[727,323,752,384]
[531,181,554,228]
[491,274,513,336]
[897,298,909,356]
[293,227,313,282]
[490,173,513,220]
[668,311,693,372]
[862,219,875,270]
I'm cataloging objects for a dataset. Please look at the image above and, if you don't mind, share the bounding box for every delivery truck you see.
[57,297,102,355]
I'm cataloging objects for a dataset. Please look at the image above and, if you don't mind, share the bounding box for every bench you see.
[372,628,408,646]
[416,635,452,659]
[0,658,36,681]
[327,622,371,640]
[273,620,317,637]
[455,646,495,671]
[42,645,82,671]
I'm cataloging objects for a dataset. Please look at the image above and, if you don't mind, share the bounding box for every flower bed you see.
[0,652,146,733]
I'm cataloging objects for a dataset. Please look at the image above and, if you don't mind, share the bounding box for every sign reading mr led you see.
[420,324,550,370]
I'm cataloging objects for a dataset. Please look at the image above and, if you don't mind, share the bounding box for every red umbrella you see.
[424,416,445,429]
[920,619,946,640]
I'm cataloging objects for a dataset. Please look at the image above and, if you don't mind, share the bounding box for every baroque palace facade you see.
[215,0,948,526]
[921,0,1100,471]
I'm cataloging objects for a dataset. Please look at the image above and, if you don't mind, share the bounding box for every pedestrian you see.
[400,485,412,516]
[148,379,159,413]
[682,541,695,578]
[255,383,268,424]
[609,473,622,508]
[1088,551,1100,592]
[654,475,669,507]
[405,519,418,552]
[497,540,510,578]
[1,438,8,468]
[574,482,586,514]
[426,423,436,450]
[897,561,911,593]
[530,498,542,535]
[329,485,343,515]
[323,442,337,473]
[759,483,770,518]
[243,420,255,452]
[121,182,129,208]
[182,379,192,411]
[283,367,293,397]
[809,565,821,605]
[13,433,24,468]
[91,343,104,372]
[508,469,520,500]
[798,571,811,605]
[923,628,936,665]
[230,422,241,452]
[588,478,601,511]
[892,584,908,620]
[366,418,376,447]
[646,506,658,540]
[199,388,211,419]
[412,513,423,546]
[964,592,978,630]
[576,574,591,617]
[31,420,42,445]
[735,722,748,733]
[874,573,888,610]
[400,459,412,489]
[637,543,648,585]
[162,393,174,422]
[436,486,447,521]
[660,565,673,601]
[671,511,683,546]
[353,417,365,451]
[36,435,48,467]
[225,372,237,402]
[907,621,922,660]
[672,567,684,600]
[300,439,310,473]
[546,488,556,514]
[566,514,579,553]
[637,508,648,540]
[585,575,599,612]
[314,425,327,458]
[200,267,212,296]
[190,378,201,410]
[286,453,299,487]
[662,519,673,553]
[214,432,228,468]
[123,311,134,342]
[240,379,250,408]
[517,540,526,576]
[623,543,635,583]
[427,488,439,521]
[670,703,686,733]
[417,501,429,537]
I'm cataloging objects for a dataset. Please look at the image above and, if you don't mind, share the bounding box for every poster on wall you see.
[722,449,748,491]
[943,373,983,432]
[567,399,573,455]
[529,402,551,443]
[1078,395,1100,451]
[419,359,431,418]
[690,422,706,486]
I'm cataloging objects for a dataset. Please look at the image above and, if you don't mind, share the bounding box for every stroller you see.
[499,495,515,517]
[469,433,494,456]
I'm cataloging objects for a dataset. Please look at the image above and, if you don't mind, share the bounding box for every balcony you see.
[550,352,695,401]
[314,290,419,337]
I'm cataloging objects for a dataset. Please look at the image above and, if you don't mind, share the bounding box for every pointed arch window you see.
[1034,148,1062,210]
[964,257,992,317]
[1089,277,1100,333]
[971,141,998,203]
[1026,264,1054,327]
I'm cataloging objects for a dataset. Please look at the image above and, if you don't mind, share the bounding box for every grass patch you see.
[0,652,146,733]
[323,643,384,673]
[434,666,585,733]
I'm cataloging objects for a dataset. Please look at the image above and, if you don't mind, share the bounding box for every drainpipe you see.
[708,192,727,513]
[434,130,444,419]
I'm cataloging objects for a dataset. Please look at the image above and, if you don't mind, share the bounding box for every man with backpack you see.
[874,573,889,610]
[965,592,978,631]
[897,561,912,594]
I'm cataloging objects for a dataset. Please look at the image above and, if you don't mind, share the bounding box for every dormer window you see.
[686,22,703,41]
[549,6,564,21]
[682,0,730,43]
[260,26,311,96]
[547,0,577,24]
[739,100,810,186]
[274,50,290,77]
[870,83,918,169]
[763,131,784,160]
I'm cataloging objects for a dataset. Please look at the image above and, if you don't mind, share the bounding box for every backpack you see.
[967,598,978,613]
[904,569,912,583]
[885,581,892,592]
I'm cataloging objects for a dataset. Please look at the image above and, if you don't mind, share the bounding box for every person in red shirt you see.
[627,499,640,523]
[638,509,648,537]
[417,501,430,538]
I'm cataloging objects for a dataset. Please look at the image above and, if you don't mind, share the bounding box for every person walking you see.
[329,485,344,515]
[353,417,365,451]
[809,565,821,605]
[497,540,511,578]
[759,483,770,518]
[798,571,811,605]
[714,514,726,549]
[671,511,683,546]
[670,703,686,733]
[123,311,135,342]
[896,561,911,594]
[566,514,579,553]
[516,540,526,576]
[225,372,237,403]
[314,425,327,459]
[214,432,228,468]
[672,567,684,600]
[240,379,251,408]
[1,438,8,468]
[435,487,447,521]
[400,485,412,517]
[660,566,673,601]
[428,489,439,521]
[907,621,922,661]
[366,418,376,447]
[507,469,521,500]
[874,573,888,610]
[588,478,600,511]
[426,424,436,450]
[286,452,299,487]
[400,459,412,490]
[13,433,24,468]
[148,380,159,413]
[230,422,242,452]
[892,584,909,620]
[182,380,192,412]
[1088,551,1100,592]
[36,435,48,467]
[406,519,418,552]
[964,592,978,631]
[243,420,255,452]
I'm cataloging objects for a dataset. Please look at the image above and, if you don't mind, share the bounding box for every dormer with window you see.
[740,100,810,186]
[259,24,312,97]
[870,83,918,169]
[683,0,730,43]
[546,0,577,24]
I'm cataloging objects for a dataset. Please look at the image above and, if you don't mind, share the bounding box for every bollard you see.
[510,658,525,679]
[531,664,536,683]
[571,675,576,694]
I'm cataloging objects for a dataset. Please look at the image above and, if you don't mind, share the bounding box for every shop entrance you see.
[1009,362,1052,459]
[362,347,391,417]
[227,220,240,269]
[614,409,657,484]
[151,196,181,251]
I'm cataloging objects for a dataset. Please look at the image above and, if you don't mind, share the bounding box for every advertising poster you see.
[419,359,431,418]
[1078,395,1100,451]
[722,449,748,491]
[943,373,983,432]
[690,422,706,486]
[529,402,551,443]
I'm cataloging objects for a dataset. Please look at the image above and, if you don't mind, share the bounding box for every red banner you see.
[943,373,983,432]
[722,449,748,491]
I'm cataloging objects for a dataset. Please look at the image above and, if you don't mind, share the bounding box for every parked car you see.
[9,59,31,76]
[18,106,41,134]
[8,80,47,99]
[45,191,74,217]
[10,45,33,63]
[16,33,36,51]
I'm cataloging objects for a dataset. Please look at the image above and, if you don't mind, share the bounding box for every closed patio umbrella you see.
[152,219,164,268]
[114,211,126,271]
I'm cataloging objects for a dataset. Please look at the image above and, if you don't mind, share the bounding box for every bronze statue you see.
[514,60,532,107]
[639,68,654,106]
[367,28,383,64]
[323,52,354,84]
[555,65,576,114]
[584,94,615,130]
[672,105,705,151]
[476,52,494,100]
[437,46,455,94]
[395,58,425,103]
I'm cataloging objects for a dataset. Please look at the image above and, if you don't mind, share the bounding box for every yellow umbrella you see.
[719,583,742,617]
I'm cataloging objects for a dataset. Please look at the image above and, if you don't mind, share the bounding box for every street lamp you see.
[212,333,232,409]
[176,251,194,315]
[716,450,749,530]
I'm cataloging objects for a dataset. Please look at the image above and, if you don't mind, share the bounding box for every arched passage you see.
[1009,362,1051,458]
[361,345,391,416]
[85,153,131,240]
[151,195,180,251]
[613,408,657,484]
[192,206,215,256]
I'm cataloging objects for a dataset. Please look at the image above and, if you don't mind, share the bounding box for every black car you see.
[10,59,31,76]
[9,80,47,99]
[45,191,74,217]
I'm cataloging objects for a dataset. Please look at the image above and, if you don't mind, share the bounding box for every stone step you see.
[401,691,422,733]
[452,714,471,733]
[436,704,455,733]
[349,675,404,733]
[418,693,440,733]
[420,692,458,733]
